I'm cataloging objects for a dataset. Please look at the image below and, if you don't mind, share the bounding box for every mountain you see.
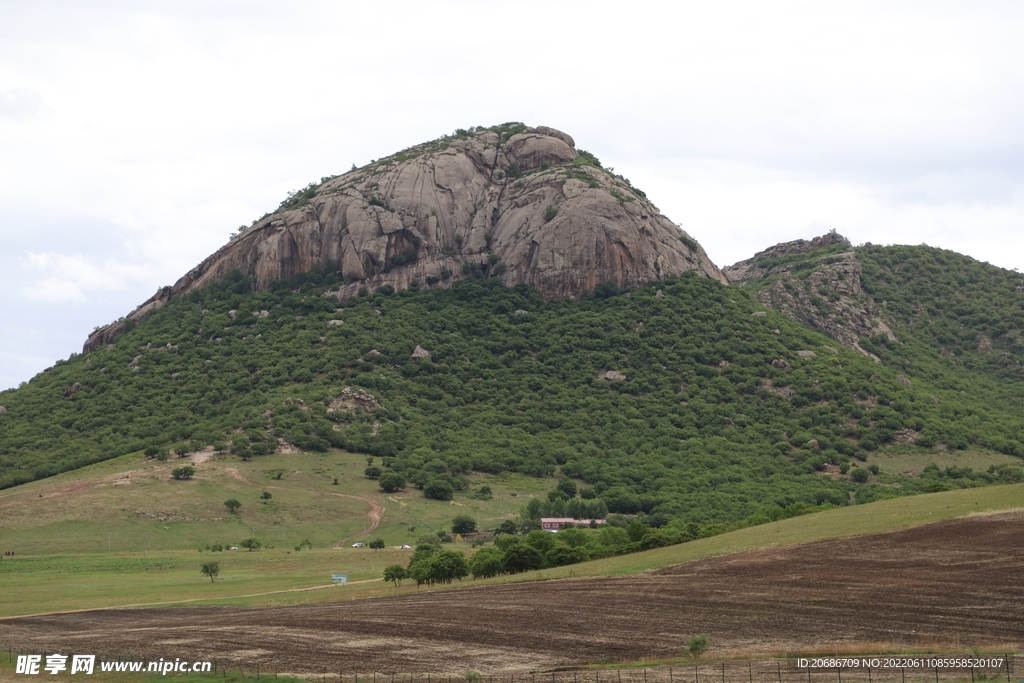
[726,232,1024,407]
[1,126,1023,528]
[85,123,722,352]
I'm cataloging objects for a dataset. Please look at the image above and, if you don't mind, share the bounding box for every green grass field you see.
[0,445,1021,619]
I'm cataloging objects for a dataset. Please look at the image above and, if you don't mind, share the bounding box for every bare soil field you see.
[4,511,1022,676]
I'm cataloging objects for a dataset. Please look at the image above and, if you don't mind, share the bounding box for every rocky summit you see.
[724,230,895,359]
[85,123,723,352]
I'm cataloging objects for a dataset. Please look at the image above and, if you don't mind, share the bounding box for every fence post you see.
[837,668,840,683]
[934,667,938,683]
[670,668,673,683]
[723,664,726,683]
[697,666,700,683]
[1005,655,1011,683]
[777,662,781,683]
[867,665,871,683]
[749,663,752,683]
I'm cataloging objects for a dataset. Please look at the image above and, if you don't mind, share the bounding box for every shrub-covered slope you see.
[2,270,1021,524]
[857,244,1024,398]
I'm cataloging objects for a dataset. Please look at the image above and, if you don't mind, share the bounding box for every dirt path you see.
[224,468,384,547]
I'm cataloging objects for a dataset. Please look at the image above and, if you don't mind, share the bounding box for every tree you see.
[495,519,518,535]
[556,477,578,498]
[469,546,504,579]
[851,468,869,483]
[687,634,708,658]
[224,499,242,513]
[451,514,477,535]
[501,544,543,574]
[171,466,195,480]
[364,466,382,479]
[369,538,385,551]
[545,543,588,567]
[423,478,454,501]
[175,444,190,457]
[260,491,272,503]
[200,561,220,583]
[239,537,261,551]
[425,549,469,584]
[378,471,406,493]
[383,563,408,587]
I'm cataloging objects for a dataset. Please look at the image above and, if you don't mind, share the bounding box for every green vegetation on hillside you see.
[857,245,1024,399]
[2,268,1022,526]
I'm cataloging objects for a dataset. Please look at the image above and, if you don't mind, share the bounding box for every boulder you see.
[771,359,790,369]
[807,439,820,449]
[365,349,382,358]
[412,345,432,359]
[601,370,626,381]
[62,382,82,398]
[797,350,816,358]
[0,405,6,414]
[897,375,912,387]
[327,319,344,327]
[327,388,382,413]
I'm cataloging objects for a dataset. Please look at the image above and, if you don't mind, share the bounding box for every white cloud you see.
[1,0,1024,389]
[21,252,152,303]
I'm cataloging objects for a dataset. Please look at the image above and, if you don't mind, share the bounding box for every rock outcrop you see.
[725,231,896,358]
[84,123,724,352]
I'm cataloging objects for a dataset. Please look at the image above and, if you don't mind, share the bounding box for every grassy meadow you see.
[1,439,1020,617]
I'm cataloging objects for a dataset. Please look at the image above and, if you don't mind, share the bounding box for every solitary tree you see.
[200,561,220,583]
[687,634,708,658]
[364,466,383,479]
[171,466,196,480]
[369,538,385,551]
[239,537,261,551]
[260,491,272,503]
[224,499,242,513]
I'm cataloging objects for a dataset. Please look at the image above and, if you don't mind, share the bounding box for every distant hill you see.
[1,128,1022,530]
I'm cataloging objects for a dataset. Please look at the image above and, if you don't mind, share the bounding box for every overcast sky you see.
[2,1,1023,390]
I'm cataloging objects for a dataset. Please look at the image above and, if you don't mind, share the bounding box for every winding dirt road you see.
[224,467,384,547]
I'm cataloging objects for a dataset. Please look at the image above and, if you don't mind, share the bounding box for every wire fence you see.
[4,646,1017,682]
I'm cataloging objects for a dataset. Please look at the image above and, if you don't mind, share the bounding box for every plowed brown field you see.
[4,511,1022,675]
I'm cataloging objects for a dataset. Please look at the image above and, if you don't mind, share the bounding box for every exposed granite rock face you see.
[85,124,724,352]
[725,231,896,358]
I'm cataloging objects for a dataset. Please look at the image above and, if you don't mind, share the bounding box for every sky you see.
[2,1,1023,391]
